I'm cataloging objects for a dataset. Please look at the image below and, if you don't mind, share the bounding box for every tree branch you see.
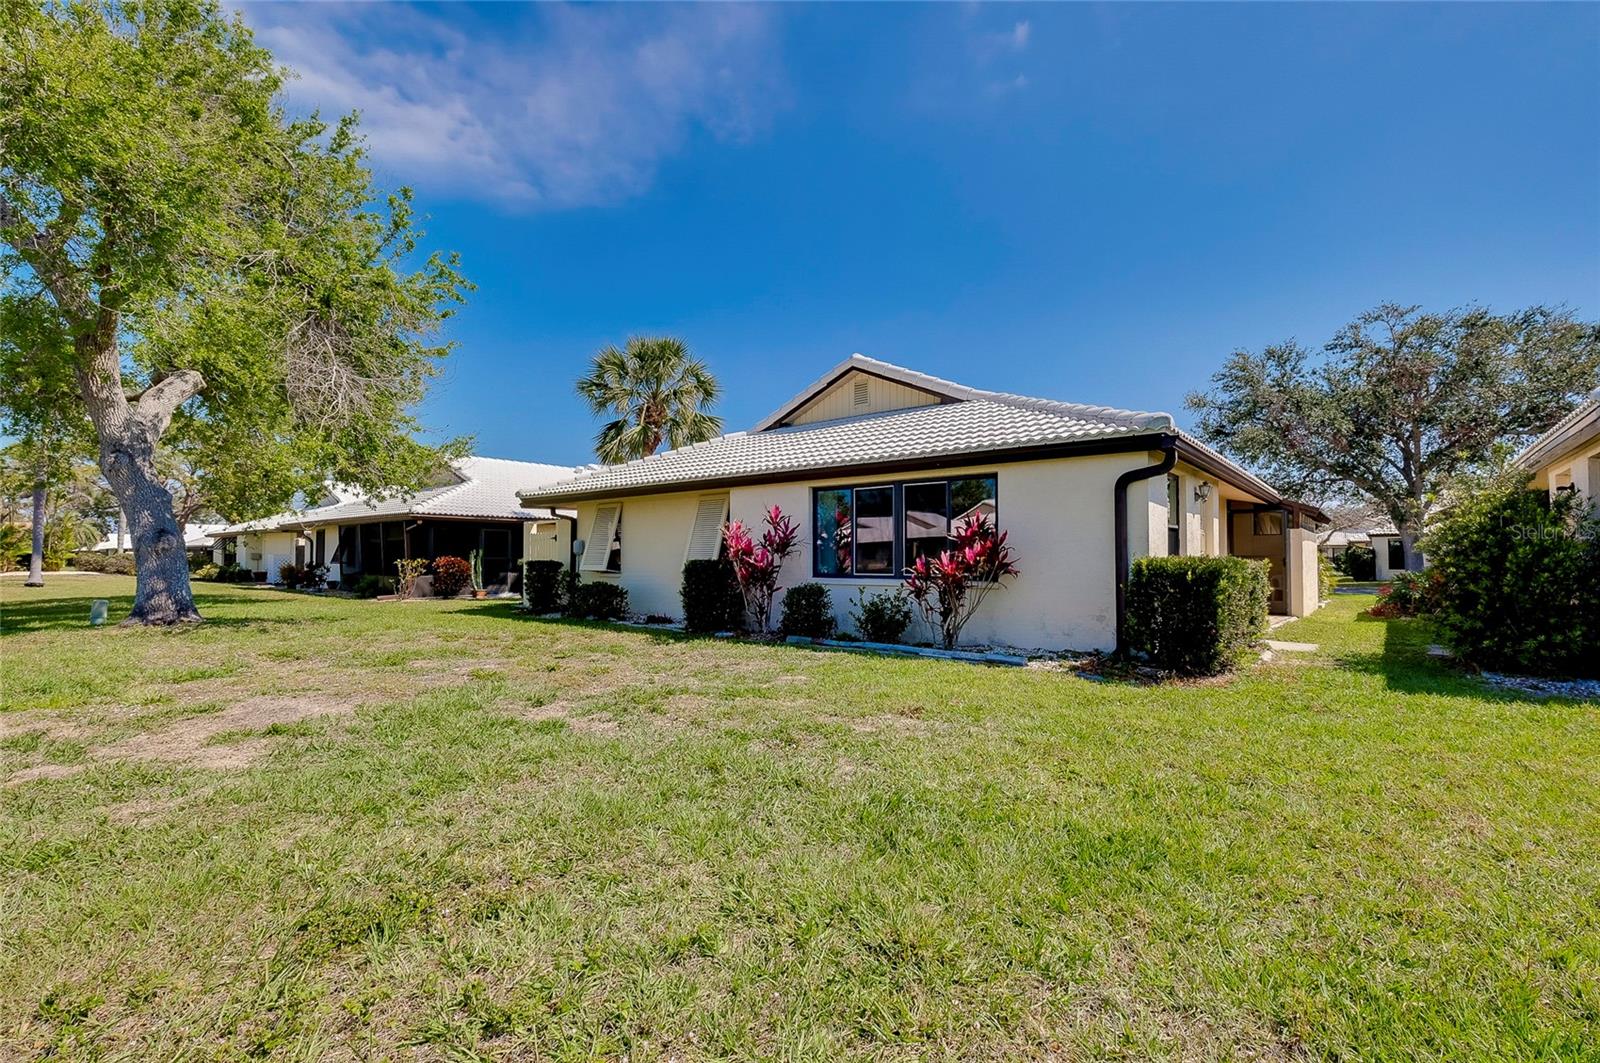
[0,192,94,324]
[133,369,206,437]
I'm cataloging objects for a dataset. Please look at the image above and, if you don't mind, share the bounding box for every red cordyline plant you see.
[904,515,1020,649]
[724,505,800,633]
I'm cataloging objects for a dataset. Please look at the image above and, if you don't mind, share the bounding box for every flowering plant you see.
[903,515,1019,649]
[724,505,800,633]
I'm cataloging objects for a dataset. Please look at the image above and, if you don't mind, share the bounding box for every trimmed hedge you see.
[1126,555,1270,676]
[680,559,744,633]
[566,580,629,621]
[523,560,567,612]
[779,582,835,640]
[1425,484,1599,677]
[70,551,136,575]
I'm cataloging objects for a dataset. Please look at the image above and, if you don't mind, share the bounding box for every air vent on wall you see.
[853,380,869,407]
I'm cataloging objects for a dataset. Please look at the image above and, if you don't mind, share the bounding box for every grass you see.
[1,575,1597,1061]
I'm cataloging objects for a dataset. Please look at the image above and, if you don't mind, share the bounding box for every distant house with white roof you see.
[517,355,1329,652]
[90,523,224,556]
[212,456,576,592]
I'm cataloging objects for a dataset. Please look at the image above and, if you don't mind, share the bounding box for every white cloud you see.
[239,3,787,208]
[1010,20,1031,51]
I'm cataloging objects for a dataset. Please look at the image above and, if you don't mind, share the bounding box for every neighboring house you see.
[89,523,224,556]
[518,355,1328,652]
[1364,529,1413,581]
[1516,386,1600,504]
[1318,529,1371,558]
[212,457,576,592]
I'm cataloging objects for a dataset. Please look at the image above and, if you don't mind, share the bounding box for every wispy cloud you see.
[238,3,788,208]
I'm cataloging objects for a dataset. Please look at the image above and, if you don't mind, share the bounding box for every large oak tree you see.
[1187,303,1600,569]
[1,0,468,622]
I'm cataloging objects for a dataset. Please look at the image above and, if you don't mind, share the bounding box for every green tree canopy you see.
[576,336,722,464]
[1186,303,1600,568]
[1,0,469,621]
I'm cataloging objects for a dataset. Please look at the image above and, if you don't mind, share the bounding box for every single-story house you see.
[1318,529,1370,558]
[518,356,1328,652]
[89,523,223,557]
[213,456,575,593]
[1364,529,1414,581]
[1517,386,1600,504]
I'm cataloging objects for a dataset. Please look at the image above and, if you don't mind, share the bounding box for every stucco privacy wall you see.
[575,450,1191,652]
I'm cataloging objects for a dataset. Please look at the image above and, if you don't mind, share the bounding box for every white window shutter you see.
[684,495,729,562]
[581,505,619,571]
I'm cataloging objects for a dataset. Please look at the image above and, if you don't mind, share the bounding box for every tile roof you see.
[520,355,1185,504]
[1515,387,1600,471]
[216,457,576,535]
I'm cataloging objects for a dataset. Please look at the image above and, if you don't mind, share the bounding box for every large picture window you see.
[811,474,998,579]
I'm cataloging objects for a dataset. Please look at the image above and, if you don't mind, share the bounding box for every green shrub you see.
[522,560,567,612]
[849,589,913,644]
[779,582,835,640]
[1368,568,1443,618]
[352,574,393,598]
[431,555,471,597]
[191,562,221,581]
[1424,483,1599,677]
[70,551,136,575]
[1334,545,1376,581]
[566,580,629,621]
[680,559,744,632]
[215,562,254,583]
[1125,555,1270,676]
[1317,554,1336,601]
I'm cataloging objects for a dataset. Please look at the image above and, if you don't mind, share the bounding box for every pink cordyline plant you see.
[724,505,800,633]
[903,515,1020,649]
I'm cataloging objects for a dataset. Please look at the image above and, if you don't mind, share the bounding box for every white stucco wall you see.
[1372,535,1407,581]
[569,451,1186,652]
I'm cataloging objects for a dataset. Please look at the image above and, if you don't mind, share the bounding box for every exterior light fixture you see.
[1193,481,1213,503]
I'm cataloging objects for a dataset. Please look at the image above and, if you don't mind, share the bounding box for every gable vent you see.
[852,380,870,407]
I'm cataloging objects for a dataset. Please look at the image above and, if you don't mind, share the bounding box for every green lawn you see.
[2,577,1596,1061]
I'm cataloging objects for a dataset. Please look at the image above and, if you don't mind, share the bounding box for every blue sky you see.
[241,1,1600,467]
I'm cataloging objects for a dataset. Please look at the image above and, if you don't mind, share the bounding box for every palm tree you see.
[576,337,723,464]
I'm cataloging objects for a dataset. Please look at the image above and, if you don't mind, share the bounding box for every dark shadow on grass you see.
[458,601,700,645]
[0,586,314,635]
[1334,612,1557,703]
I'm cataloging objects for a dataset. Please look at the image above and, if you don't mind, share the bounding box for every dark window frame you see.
[810,473,1000,580]
[1166,473,1181,556]
[1386,537,1405,571]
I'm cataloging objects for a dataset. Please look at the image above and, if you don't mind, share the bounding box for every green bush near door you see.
[1126,555,1270,676]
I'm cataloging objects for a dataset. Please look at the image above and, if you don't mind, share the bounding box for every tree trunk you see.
[72,325,205,624]
[25,478,46,587]
[1399,523,1425,573]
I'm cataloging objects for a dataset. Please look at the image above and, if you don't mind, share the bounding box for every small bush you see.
[523,560,567,612]
[565,580,629,621]
[431,555,472,597]
[1424,482,1599,677]
[1367,569,1443,619]
[1333,545,1376,581]
[192,562,221,581]
[779,582,835,640]
[214,562,254,583]
[850,589,913,644]
[353,574,393,598]
[1317,554,1337,601]
[1125,555,1270,676]
[680,559,744,633]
